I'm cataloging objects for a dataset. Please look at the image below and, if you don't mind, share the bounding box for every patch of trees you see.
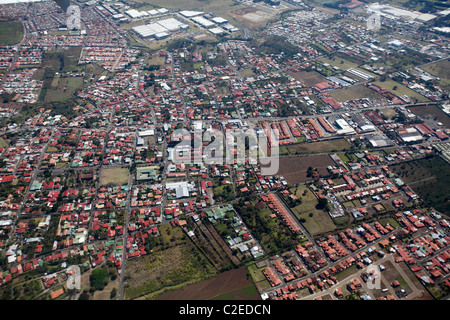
[89,268,109,292]
[317,197,331,211]
[253,35,300,60]
[234,199,300,255]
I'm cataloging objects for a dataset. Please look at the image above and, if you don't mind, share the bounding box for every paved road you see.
[298,253,425,300]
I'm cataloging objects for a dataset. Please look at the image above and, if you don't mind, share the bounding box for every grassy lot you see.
[147,54,166,67]
[45,77,84,102]
[330,84,385,102]
[378,217,400,229]
[125,224,218,300]
[319,57,377,77]
[381,260,412,294]
[0,22,24,45]
[380,108,398,120]
[0,137,9,148]
[421,59,450,92]
[286,138,352,154]
[373,79,429,102]
[100,168,130,186]
[390,156,450,214]
[278,154,336,184]
[285,70,326,86]
[290,185,336,236]
[247,263,268,283]
[338,152,350,163]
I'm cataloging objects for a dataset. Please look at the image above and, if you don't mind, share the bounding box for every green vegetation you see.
[234,198,302,255]
[212,178,234,202]
[373,79,429,102]
[390,156,450,214]
[0,22,24,45]
[289,185,336,236]
[421,59,450,92]
[90,268,109,292]
[124,224,218,300]
[253,35,299,60]
[100,168,130,186]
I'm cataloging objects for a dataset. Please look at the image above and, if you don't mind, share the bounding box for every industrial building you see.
[191,16,216,28]
[335,118,356,135]
[132,18,189,39]
[347,68,373,81]
[179,10,204,18]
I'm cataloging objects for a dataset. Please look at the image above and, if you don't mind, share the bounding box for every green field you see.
[373,79,429,102]
[319,57,377,78]
[0,137,9,148]
[390,156,450,214]
[125,224,218,300]
[100,168,130,186]
[290,185,336,236]
[330,84,385,102]
[45,77,84,102]
[0,22,23,46]
[421,59,450,92]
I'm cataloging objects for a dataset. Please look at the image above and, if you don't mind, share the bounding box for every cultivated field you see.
[280,154,336,183]
[407,105,450,128]
[156,267,259,300]
[286,70,327,86]
[278,155,336,184]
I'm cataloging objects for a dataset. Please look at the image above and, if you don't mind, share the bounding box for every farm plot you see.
[330,84,385,102]
[286,70,327,87]
[285,138,352,155]
[407,105,450,129]
[278,155,336,184]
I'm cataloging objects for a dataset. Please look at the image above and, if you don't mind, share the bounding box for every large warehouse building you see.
[132,17,189,39]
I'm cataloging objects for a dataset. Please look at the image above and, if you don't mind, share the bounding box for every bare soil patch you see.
[156,267,254,300]
[278,154,335,184]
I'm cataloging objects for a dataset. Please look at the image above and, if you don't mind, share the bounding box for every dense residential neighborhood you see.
[0,0,449,303]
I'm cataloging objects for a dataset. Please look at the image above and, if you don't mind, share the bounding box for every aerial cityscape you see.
[0,0,449,305]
